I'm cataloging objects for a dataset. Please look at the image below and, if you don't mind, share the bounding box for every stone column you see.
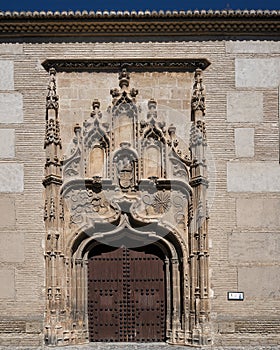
[164,258,171,341]
[43,68,66,345]
[189,69,211,345]
[171,257,181,343]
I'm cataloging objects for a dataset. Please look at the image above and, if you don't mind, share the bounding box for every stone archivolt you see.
[43,67,210,346]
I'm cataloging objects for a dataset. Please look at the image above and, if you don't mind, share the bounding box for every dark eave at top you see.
[0,9,279,38]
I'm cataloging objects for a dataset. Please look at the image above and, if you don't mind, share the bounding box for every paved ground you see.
[43,346,280,350]
[1,344,280,350]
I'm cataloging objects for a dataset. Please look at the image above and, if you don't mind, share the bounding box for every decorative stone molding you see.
[42,58,210,73]
[0,10,279,38]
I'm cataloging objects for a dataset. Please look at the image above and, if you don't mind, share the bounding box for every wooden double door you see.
[88,246,166,342]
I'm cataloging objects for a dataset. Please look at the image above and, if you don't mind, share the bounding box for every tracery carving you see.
[191,68,205,119]
[172,158,188,177]
[44,68,61,149]
[44,119,61,147]
[46,67,59,110]
[84,99,109,148]
[64,188,116,225]
[111,68,138,115]
[62,146,82,178]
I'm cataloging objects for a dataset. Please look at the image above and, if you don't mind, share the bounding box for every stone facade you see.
[0,9,279,348]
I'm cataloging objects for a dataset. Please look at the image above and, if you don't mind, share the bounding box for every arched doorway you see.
[44,67,211,346]
[87,244,166,342]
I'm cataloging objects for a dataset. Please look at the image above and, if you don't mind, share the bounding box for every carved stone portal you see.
[43,67,210,346]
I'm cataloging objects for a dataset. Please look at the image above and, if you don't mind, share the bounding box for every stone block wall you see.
[0,39,279,346]
[0,44,46,346]
[209,41,280,346]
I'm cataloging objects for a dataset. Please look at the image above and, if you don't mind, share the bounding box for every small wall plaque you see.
[228,292,244,301]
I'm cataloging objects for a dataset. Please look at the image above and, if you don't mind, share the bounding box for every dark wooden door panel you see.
[88,248,124,341]
[129,250,165,341]
[88,246,165,342]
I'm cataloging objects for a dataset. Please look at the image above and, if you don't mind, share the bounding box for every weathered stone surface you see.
[0,163,24,192]
[218,322,235,334]
[0,60,14,90]
[0,197,15,227]
[0,320,25,333]
[235,58,280,88]
[234,128,254,158]
[236,198,280,228]
[227,92,263,122]
[226,40,280,53]
[0,44,23,55]
[0,269,15,298]
[25,321,42,334]
[227,162,280,192]
[238,266,280,298]
[229,232,280,262]
[0,232,24,263]
[0,129,15,158]
[0,93,23,123]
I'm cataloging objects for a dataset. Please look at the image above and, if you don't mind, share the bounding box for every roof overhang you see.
[0,10,279,39]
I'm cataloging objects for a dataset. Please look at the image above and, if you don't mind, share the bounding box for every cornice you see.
[0,10,279,38]
[42,58,211,72]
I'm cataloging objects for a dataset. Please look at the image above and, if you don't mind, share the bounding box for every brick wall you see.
[0,39,279,346]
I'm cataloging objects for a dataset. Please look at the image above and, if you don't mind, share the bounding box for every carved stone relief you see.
[64,188,116,226]
[44,65,210,347]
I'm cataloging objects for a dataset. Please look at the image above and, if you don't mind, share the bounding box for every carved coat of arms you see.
[117,157,134,189]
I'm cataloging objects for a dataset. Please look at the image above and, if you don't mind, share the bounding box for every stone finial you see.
[147,99,157,120]
[74,123,81,137]
[91,99,102,119]
[46,67,59,110]
[110,69,138,107]
[92,99,100,110]
[118,68,130,89]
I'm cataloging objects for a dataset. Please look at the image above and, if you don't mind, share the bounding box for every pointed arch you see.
[83,120,110,178]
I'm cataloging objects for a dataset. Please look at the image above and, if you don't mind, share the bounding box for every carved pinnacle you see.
[46,67,59,110]
[191,68,205,117]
